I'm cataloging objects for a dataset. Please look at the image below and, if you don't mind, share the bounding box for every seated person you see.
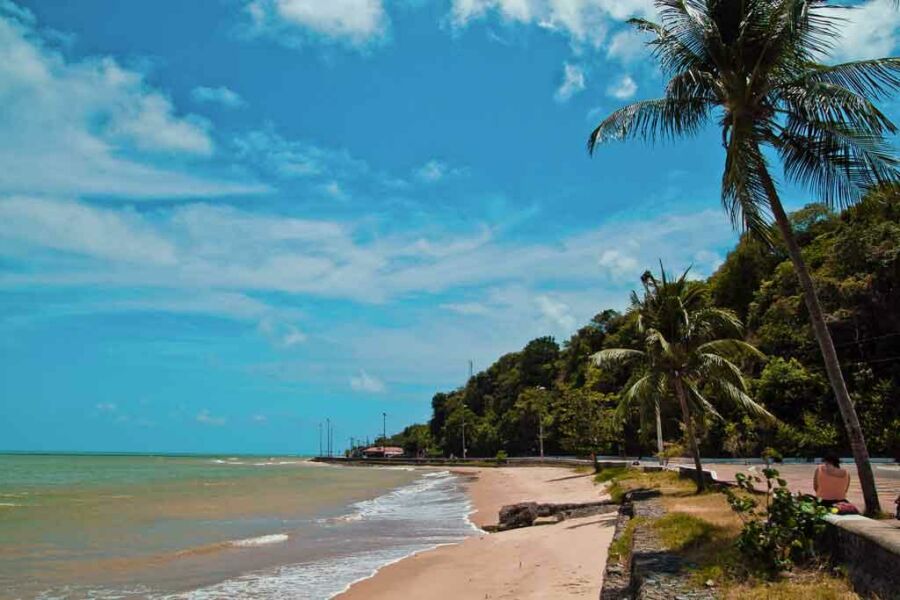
[813,453,850,506]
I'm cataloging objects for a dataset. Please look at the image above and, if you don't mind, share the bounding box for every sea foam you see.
[164,470,477,600]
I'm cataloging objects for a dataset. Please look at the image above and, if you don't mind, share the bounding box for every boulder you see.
[498,502,539,531]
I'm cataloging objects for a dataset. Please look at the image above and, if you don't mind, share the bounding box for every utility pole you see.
[382,412,387,450]
[537,386,546,460]
[326,418,331,457]
[539,418,545,459]
[318,422,323,457]
[468,360,473,379]
[349,437,354,458]
[461,419,467,460]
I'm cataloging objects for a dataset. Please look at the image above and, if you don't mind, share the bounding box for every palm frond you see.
[793,58,900,101]
[683,379,723,421]
[776,117,900,209]
[587,98,710,153]
[716,380,777,422]
[698,339,766,361]
[591,348,645,369]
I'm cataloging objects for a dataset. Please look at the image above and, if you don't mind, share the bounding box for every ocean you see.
[0,454,478,599]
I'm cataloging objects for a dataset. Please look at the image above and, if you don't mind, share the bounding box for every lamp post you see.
[326,418,331,457]
[318,422,323,457]
[537,386,546,460]
[382,412,387,455]
[461,419,467,460]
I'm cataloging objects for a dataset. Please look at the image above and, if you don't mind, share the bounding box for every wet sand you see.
[336,466,615,599]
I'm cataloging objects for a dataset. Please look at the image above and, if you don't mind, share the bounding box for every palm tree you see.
[587,0,898,514]
[594,267,773,491]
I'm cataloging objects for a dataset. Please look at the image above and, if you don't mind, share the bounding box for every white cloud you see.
[450,0,655,48]
[259,317,307,347]
[196,409,226,426]
[535,295,576,331]
[598,248,639,280]
[244,0,388,47]
[234,127,371,182]
[350,370,386,393]
[606,74,637,99]
[0,196,177,265]
[606,28,647,63]
[96,402,117,412]
[0,199,734,306]
[191,85,245,108]
[252,414,268,423]
[413,159,447,182]
[0,4,264,199]
[554,62,586,102]
[440,301,491,315]
[823,0,900,62]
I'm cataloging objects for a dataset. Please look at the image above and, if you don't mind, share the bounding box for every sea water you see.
[0,454,478,599]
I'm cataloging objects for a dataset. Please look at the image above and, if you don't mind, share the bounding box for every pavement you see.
[697,461,900,517]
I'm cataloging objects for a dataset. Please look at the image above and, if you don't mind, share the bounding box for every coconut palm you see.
[587,0,898,513]
[594,267,772,491]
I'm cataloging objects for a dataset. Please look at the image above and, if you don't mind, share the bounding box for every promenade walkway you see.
[705,462,900,518]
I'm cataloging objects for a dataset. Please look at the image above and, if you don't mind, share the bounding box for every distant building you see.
[362,446,404,458]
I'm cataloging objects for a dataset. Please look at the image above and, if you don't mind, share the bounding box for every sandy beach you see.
[337,466,615,599]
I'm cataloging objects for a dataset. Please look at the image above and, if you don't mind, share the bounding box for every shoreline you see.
[335,465,615,599]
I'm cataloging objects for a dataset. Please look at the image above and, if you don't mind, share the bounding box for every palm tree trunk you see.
[656,402,664,465]
[760,168,882,515]
[674,376,705,492]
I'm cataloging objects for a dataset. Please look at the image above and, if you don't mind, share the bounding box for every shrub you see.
[656,442,685,465]
[724,466,831,574]
[761,447,783,464]
[495,450,508,464]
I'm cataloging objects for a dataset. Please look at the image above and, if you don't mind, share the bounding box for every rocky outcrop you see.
[498,502,540,530]
[497,500,616,531]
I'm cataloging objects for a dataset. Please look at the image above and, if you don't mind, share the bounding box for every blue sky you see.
[1,0,897,454]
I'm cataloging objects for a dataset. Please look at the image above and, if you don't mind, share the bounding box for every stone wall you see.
[820,514,900,599]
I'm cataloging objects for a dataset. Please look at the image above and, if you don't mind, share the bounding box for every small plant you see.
[761,447,783,464]
[656,442,685,466]
[724,466,832,575]
[494,450,508,464]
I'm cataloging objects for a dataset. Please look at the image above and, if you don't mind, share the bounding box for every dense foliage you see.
[391,190,900,460]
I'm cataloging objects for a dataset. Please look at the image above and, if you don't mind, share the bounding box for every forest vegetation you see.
[381,189,900,463]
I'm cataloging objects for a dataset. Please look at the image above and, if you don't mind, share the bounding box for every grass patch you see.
[594,466,628,483]
[600,469,860,598]
[722,573,858,599]
[653,512,718,551]
[608,516,644,564]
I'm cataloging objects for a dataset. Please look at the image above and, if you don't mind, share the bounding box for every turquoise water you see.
[0,454,476,599]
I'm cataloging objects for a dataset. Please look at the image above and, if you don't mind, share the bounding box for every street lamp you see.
[461,419,467,460]
[537,386,546,460]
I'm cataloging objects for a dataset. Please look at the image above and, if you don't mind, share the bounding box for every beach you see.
[337,466,615,599]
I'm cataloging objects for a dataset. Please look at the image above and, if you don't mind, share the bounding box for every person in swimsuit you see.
[813,453,850,507]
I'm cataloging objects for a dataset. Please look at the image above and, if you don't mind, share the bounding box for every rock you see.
[704,579,715,588]
[498,502,539,531]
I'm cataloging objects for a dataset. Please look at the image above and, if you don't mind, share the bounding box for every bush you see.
[495,450,508,464]
[656,442,685,465]
[724,466,831,575]
[761,447,783,464]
